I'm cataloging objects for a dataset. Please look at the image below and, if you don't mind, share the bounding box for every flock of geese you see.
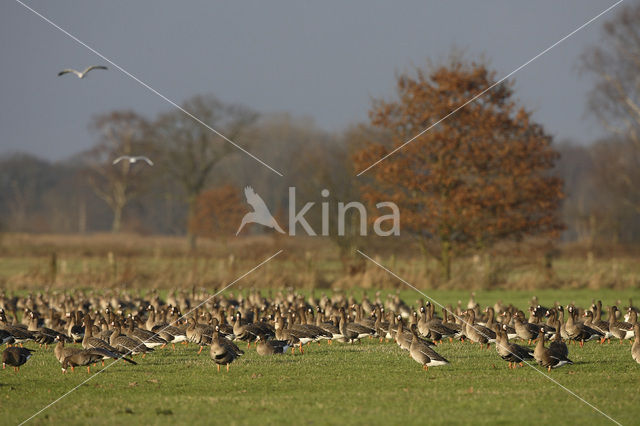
[1,290,639,375]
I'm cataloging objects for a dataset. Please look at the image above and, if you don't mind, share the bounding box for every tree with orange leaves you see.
[190,184,245,240]
[353,58,564,280]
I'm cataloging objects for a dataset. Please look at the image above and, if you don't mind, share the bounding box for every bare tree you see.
[84,111,151,232]
[582,3,640,212]
[153,94,257,250]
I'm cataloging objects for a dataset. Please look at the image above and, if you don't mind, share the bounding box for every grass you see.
[2,289,639,425]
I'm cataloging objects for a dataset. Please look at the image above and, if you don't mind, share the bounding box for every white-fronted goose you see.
[495,325,533,369]
[210,326,241,372]
[464,309,495,349]
[2,347,34,372]
[27,311,70,348]
[409,325,449,370]
[565,305,603,346]
[256,335,290,355]
[632,324,640,364]
[124,315,167,349]
[511,312,539,344]
[110,322,153,357]
[61,347,136,374]
[608,306,636,344]
[548,321,568,359]
[533,329,572,371]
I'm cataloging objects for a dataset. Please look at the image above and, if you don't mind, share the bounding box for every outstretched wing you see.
[137,156,154,166]
[244,186,270,213]
[58,69,79,77]
[112,156,128,165]
[83,65,108,75]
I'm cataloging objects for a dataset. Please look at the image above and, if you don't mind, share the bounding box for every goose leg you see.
[87,366,91,374]
[198,346,203,355]
[217,364,220,372]
[226,364,230,372]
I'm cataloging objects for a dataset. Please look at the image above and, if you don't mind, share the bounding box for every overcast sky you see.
[0,1,621,162]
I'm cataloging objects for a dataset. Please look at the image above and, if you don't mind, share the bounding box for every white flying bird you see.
[112,156,154,166]
[58,65,108,79]
[236,186,285,236]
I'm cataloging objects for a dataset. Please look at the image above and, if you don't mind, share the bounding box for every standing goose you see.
[210,326,241,372]
[608,306,635,344]
[256,335,291,355]
[186,317,213,354]
[511,313,539,345]
[564,306,602,347]
[27,311,70,348]
[124,316,166,349]
[409,325,449,371]
[632,324,640,365]
[533,329,572,371]
[464,309,495,349]
[110,322,153,357]
[495,325,534,369]
[2,347,34,373]
[548,320,568,359]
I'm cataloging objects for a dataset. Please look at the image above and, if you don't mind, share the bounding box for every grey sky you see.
[0,1,619,161]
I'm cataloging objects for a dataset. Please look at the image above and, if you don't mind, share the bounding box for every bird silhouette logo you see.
[236,186,285,236]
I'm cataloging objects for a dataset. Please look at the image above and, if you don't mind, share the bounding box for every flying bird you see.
[112,156,154,166]
[236,186,285,236]
[58,65,108,79]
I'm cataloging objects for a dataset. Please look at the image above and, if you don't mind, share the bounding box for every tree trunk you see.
[112,204,122,233]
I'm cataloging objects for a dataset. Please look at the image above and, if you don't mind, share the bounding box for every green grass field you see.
[2,289,638,425]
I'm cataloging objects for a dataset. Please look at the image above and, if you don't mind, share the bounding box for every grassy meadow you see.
[2,318,638,426]
[1,233,639,425]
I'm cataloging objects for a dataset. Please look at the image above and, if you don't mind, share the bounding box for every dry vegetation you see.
[1,233,639,293]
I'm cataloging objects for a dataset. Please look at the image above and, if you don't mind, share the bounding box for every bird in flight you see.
[236,186,285,236]
[112,156,154,166]
[58,65,108,79]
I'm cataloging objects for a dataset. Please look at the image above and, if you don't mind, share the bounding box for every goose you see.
[632,324,640,365]
[2,347,34,373]
[409,325,449,371]
[186,316,213,354]
[54,335,82,364]
[255,335,291,355]
[464,309,495,349]
[511,312,539,344]
[112,156,154,166]
[147,306,187,348]
[66,311,84,342]
[608,306,635,344]
[210,326,241,372]
[274,315,302,353]
[495,325,534,369]
[533,329,572,371]
[0,329,14,345]
[58,65,107,78]
[81,315,122,355]
[548,321,568,359]
[27,311,70,348]
[124,315,166,349]
[61,347,136,374]
[564,305,602,346]
[233,312,264,347]
[110,322,153,357]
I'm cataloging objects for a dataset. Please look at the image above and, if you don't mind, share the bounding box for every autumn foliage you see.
[190,184,245,239]
[353,59,564,279]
